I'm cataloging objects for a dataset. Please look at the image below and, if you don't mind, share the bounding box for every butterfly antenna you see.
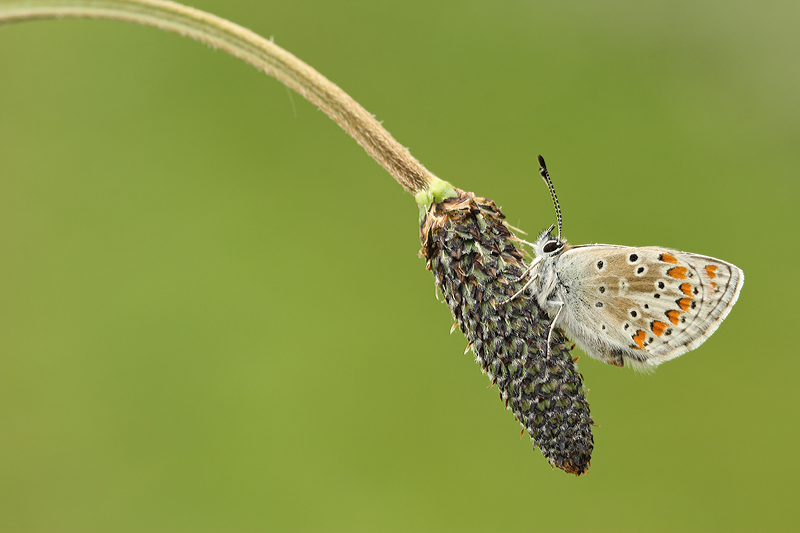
[537,155,562,239]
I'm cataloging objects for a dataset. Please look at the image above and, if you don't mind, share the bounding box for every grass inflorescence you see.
[420,189,594,475]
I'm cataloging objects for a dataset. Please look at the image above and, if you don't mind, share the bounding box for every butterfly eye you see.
[543,241,560,253]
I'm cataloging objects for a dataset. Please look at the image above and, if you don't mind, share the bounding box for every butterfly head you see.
[533,224,568,259]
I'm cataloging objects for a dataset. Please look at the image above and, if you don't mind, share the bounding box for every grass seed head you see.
[420,190,593,475]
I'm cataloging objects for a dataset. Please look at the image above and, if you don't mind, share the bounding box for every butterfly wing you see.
[553,245,744,369]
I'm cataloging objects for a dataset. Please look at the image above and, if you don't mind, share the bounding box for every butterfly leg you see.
[509,256,542,283]
[498,271,539,305]
[497,257,542,305]
[545,301,564,359]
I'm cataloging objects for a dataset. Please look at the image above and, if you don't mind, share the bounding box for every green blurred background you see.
[1,1,798,531]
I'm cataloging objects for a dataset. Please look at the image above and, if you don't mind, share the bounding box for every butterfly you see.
[511,155,744,370]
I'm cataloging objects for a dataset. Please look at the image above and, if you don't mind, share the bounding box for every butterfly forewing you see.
[554,245,743,368]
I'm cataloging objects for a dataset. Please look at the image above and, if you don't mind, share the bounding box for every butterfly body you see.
[522,155,744,370]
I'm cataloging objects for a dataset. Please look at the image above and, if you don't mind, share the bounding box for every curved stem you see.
[0,0,441,195]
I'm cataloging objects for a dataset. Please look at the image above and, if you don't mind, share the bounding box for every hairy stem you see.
[0,0,440,195]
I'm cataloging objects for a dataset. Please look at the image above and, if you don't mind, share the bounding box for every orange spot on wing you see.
[680,283,692,296]
[667,266,688,279]
[677,298,692,311]
[666,310,680,325]
[651,321,668,337]
[660,253,679,264]
[632,330,646,349]
[711,282,717,289]
[705,265,718,278]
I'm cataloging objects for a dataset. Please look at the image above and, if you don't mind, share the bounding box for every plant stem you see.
[0,0,442,196]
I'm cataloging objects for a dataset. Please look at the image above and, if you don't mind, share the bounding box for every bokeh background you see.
[1,1,798,531]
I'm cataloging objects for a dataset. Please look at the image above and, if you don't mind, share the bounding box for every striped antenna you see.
[537,155,562,240]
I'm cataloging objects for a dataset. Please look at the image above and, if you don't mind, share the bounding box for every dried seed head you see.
[420,189,593,475]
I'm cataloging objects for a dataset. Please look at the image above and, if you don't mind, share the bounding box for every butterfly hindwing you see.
[551,245,744,369]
